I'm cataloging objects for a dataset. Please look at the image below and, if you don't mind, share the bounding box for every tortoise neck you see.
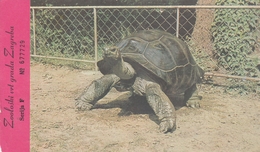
[111,58,136,80]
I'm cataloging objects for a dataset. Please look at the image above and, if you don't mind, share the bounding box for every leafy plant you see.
[33,9,95,60]
[225,79,260,96]
[211,0,259,77]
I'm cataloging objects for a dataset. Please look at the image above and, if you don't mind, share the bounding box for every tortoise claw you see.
[186,99,200,108]
[75,99,93,111]
[159,118,176,133]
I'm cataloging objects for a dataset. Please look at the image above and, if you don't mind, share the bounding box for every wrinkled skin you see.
[75,46,201,133]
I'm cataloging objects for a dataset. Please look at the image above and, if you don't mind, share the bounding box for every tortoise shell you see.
[99,30,204,94]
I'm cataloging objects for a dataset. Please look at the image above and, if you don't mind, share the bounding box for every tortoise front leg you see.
[132,78,176,133]
[144,81,176,133]
[75,74,120,111]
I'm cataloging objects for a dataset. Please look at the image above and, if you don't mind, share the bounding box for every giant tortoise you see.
[75,29,204,133]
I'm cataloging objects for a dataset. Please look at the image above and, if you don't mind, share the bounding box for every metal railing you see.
[30,5,260,81]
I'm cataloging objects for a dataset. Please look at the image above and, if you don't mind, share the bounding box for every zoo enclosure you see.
[30,5,260,81]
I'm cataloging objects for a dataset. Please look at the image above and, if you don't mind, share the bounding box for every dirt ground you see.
[30,61,260,152]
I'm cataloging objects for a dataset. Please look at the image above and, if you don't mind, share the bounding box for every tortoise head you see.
[103,46,121,60]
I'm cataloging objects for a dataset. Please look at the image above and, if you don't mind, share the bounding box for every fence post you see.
[94,7,98,71]
[176,7,179,38]
[32,8,37,55]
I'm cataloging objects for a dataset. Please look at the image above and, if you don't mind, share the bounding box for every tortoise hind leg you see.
[75,74,120,111]
[184,84,202,108]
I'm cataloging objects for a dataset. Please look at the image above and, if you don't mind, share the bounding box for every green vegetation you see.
[32,8,95,59]
[211,0,259,77]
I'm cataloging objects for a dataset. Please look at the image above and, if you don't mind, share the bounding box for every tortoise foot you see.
[159,118,176,133]
[186,97,201,108]
[75,100,93,111]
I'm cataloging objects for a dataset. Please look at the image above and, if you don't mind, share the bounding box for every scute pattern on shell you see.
[101,30,204,94]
